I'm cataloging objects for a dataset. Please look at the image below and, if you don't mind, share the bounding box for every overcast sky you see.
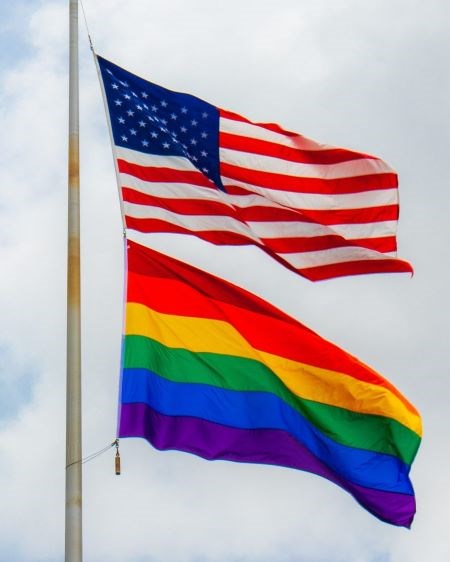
[0,1,449,560]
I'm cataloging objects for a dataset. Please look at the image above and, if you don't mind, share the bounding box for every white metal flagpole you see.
[66,0,82,560]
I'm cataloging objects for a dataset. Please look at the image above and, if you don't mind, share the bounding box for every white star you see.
[180,126,187,133]
[114,99,122,106]
[191,119,198,126]
[139,121,146,127]
[162,141,170,149]
[123,94,131,100]
[132,91,138,98]
[201,150,208,157]
[181,107,188,114]
[161,118,168,125]
[143,103,148,110]
[127,110,134,117]
[170,113,177,120]
[130,129,137,135]
[142,92,148,98]
[190,138,198,145]
[121,135,128,142]
[161,100,168,107]
[136,105,143,111]
[151,132,158,138]
[118,117,125,124]
[142,140,149,147]
[202,167,209,173]
[111,83,119,89]
[202,112,208,118]
[119,81,129,87]
[106,69,113,75]
[192,155,198,162]
[201,132,208,139]
[151,105,158,112]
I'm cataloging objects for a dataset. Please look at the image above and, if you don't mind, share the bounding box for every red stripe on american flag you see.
[302,205,399,226]
[301,259,413,282]
[234,203,399,226]
[122,187,236,217]
[220,132,376,165]
[220,109,300,137]
[118,159,214,188]
[262,235,397,254]
[221,162,398,195]
[125,217,253,246]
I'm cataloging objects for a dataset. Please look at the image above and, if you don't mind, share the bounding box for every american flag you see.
[97,55,412,281]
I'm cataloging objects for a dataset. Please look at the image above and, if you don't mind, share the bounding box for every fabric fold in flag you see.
[119,240,421,527]
[97,55,413,281]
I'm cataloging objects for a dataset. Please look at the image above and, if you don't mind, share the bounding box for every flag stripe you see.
[118,158,214,188]
[121,368,413,493]
[119,402,416,528]
[261,235,397,254]
[278,245,401,269]
[221,177,400,210]
[250,220,398,241]
[125,301,421,435]
[221,162,397,195]
[219,145,395,181]
[219,131,380,166]
[299,259,414,281]
[302,205,399,226]
[123,201,259,239]
[219,112,378,158]
[125,217,255,246]
[124,334,420,464]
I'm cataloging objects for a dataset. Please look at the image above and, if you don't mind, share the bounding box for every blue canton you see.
[98,56,223,190]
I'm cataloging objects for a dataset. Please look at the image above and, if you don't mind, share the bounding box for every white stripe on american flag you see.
[219,147,395,180]
[248,220,398,241]
[220,115,334,150]
[123,202,260,241]
[120,173,235,205]
[220,176,399,210]
[116,147,198,172]
[279,246,399,270]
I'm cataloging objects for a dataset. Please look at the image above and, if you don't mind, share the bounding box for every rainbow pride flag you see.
[119,240,421,527]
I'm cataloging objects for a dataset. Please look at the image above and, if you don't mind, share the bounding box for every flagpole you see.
[66,0,82,560]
